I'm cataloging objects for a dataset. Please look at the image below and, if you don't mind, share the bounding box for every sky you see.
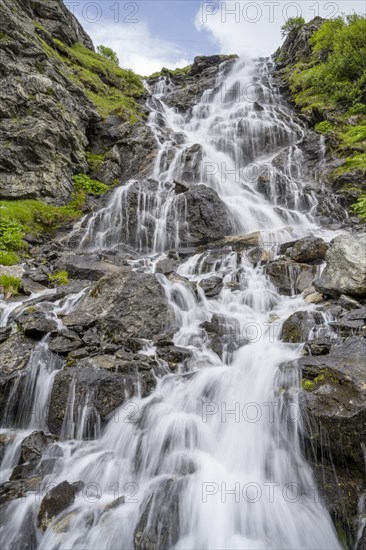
[64,0,366,75]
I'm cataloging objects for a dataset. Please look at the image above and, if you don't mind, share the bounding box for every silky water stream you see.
[0,58,342,549]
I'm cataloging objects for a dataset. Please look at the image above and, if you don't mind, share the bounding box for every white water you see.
[0,58,342,549]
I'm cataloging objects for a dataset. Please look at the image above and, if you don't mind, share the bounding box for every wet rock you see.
[198,276,223,298]
[304,291,324,304]
[71,269,171,341]
[218,231,262,249]
[338,294,362,310]
[0,476,42,506]
[38,480,83,532]
[0,333,34,419]
[20,278,48,295]
[104,496,125,511]
[280,236,328,263]
[134,477,183,550]
[299,337,366,473]
[304,337,332,356]
[18,431,57,465]
[48,330,82,354]
[328,308,366,338]
[281,310,325,343]
[264,260,317,296]
[61,311,96,333]
[0,325,11,344]
[315,235,366,298]
[201,314,247,359]
[155,258,177,275]
[47,354,161,435]
[172,185,233,245]
[16,308,59,339]
[156,345,191,368]
[54,253,122,281]
[174,180,190,194]
[0,431,15,461]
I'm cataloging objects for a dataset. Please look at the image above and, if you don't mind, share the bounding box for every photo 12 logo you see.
[201,1,341,24]
[65,2,140,24]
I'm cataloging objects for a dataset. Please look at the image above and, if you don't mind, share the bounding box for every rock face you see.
[72,269,171,341]
[0,0,99,202]
[280,237,328,263]
[264,259,318,296]
[316,235,366,298]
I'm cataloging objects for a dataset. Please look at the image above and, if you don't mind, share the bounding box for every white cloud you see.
[78,20,191,76]
[195,1,366,58]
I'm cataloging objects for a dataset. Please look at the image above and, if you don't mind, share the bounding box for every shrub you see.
[314,121,334,134]
[72,174,109,195]
[0,274,21,297]
[302,379,314,391]
[0,218,25,251]
[351,194,366,220]
[48,271,69,287]
[281,17,305,38]
[0,251,21,266]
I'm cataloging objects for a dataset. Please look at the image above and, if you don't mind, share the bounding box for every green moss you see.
[302,379,314,391]
[48,271,69,287]
[314,121,334,134]
[85,152,105,172]
[0,32,11,41]
[0,274,21,297]
[72,174,109,195]
[332,153,366,177]
[148,64,192,79]
[351,193,366,220]
[0,251,21,266]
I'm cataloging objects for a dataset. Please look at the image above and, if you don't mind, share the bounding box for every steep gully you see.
[0,57,355,548]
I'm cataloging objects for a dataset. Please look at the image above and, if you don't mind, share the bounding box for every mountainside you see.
[0,3,365,550]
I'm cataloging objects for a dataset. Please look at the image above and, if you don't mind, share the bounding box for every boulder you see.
[48,330,82,354]
[315,235,366,298]
[71,269,171,342]
[16,308,59,339]
[280,236,328,263]
[198,276,223,298]
[18,431,56,465]
[281,310,325,342]
[264,260,317,296]
[134,477,183,550]
[38,480,83,532]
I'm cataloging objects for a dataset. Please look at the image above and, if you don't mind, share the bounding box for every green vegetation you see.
[351,193,366,220]
[0,175,109,260]
[97,45,119,65]
[48,271,69,286]
[72,174,109,195]
[281,17,305,38]
[148,64,192,79]
[302,379,314,391]
[35,25,144,121]
[0,251,21,266]
[283,14,366,192]
[0,274,21,297]
[85,152,105,172]
[314,121,334,134]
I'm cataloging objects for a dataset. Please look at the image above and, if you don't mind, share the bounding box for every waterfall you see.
[0,58,342,549]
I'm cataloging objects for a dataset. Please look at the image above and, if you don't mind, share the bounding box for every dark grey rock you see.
[281,236,328,263]
[198,276,223,298]
[281,310,325,343]
[16,308,59,339]
[264,260,317,296]
[38,480,83,531]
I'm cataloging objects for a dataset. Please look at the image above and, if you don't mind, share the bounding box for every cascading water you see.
[0,58,343,549]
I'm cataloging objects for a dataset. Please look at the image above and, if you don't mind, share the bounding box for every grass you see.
[314,121,334,134]
[148,65,193,79]
[332,153,366,177]
[36,32,145,121]
[0,275,21,297]
[0,251,21,266]
[48,271,69,286]
[0,175,109,259]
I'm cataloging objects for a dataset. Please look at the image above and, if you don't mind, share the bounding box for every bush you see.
[315,121,334,134]
[72,174,109,195]
[281,17,305,37]
[0,251,21,266]
[351,194,366,220]
[0,218,25,251]
[97,45,119,65]
[0,274,21,297]
[48,271,69,287]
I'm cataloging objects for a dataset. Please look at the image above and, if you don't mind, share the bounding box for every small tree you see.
[97,45,119,65]
[281,17,305,38]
